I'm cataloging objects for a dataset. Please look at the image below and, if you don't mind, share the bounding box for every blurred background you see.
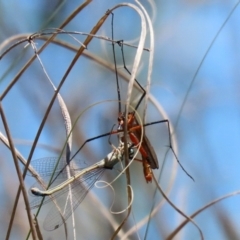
[1,0,240,239]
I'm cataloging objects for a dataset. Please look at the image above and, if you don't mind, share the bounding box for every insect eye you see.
[118,115,125,122]
[129,148,135,159]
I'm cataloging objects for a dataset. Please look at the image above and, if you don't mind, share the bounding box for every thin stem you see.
[0,102,37,240]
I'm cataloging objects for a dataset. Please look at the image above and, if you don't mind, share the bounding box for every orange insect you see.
[112,35,193,182]
[117,112,158,183]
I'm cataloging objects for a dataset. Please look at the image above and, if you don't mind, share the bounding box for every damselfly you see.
[30,140,134,230]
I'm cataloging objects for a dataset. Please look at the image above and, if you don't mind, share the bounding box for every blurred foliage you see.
[1,1,240,239]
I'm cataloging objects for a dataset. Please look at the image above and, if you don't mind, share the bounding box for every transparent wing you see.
[29,156,105,230]
[31,168,105,231]
[29,167,104,208]
[28,157,86,177]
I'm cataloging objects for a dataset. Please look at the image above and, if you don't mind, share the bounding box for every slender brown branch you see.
[24,5,111,238]
[1,0,92,101]
[152,174,204,240]
[166,190,240,240]
[5,1,93,239]
[0,103,37,240]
